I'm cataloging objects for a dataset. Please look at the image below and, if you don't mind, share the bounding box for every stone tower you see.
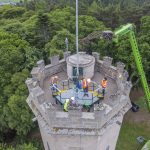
[26,52,132,150]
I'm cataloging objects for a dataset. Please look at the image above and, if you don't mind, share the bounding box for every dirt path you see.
[124,109,150,125]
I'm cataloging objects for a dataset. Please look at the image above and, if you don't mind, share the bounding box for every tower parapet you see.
[103,56,113,68]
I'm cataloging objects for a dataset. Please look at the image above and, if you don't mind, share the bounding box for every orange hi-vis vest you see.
[82,79,87,89]
[101,79,107,88]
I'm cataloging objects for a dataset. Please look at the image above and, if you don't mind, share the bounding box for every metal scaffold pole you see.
[76,0,79,77]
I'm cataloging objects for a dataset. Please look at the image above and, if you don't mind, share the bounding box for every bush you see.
[2,7,26,19]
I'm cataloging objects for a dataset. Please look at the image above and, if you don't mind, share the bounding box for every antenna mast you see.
[76,0,79,77]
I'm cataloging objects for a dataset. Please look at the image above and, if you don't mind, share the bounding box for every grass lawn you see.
[116,121,150,150]
[116,97,150,150]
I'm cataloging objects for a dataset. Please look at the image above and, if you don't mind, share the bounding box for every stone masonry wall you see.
[26,52,132,150]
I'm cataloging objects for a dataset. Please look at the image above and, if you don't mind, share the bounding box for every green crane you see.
[141,140,150,150]
[103,23,150,111]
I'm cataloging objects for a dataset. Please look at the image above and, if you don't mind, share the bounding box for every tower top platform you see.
[26,51,131,119]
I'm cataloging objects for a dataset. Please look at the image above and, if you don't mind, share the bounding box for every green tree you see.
[3,70,34,136]
[138,16,150,81]
[0,31,38,140]
[35,12,50,48]
[45,29,75,54]
[0,6,26,19]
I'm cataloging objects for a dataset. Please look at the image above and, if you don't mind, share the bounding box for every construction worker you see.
[54,76,58,85]
[70,97,75,104]
[64,99,70,112]
[51,76,58,86]
[82,78,88,96]
[50,76,58,96]
[101,77,107,97]
[76,79,82,90]
[51,76,54,84]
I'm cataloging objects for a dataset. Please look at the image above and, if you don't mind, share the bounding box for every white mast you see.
[65,37,68,53]
[76,0,79,77]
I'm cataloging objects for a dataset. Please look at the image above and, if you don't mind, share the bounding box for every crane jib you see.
[114,24,150,111]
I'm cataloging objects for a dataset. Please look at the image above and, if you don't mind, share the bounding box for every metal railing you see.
[50,80,102,106]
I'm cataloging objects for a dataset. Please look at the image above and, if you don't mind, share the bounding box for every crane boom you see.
[114,23,150,111]
[79,31,102,45]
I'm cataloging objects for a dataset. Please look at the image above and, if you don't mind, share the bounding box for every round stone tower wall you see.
[66,52,95,79]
